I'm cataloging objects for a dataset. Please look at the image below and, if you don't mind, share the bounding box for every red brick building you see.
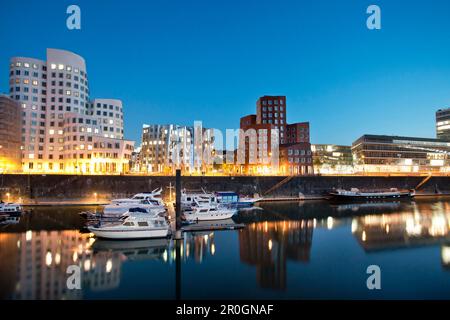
[256,96,287,143]
[238,95,313,175]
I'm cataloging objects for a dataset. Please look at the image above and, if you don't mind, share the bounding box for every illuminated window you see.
[32,80,38,86]
[51,64,57,70]
[58,64,64,70]
[24,62,30,68]
[49,129,55,135]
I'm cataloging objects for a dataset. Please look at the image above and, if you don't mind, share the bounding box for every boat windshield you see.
[129,207,148,213]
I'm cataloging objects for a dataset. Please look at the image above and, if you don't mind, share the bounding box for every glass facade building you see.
[352,135,450,174]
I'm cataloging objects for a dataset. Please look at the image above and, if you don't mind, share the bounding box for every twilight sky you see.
[1,0,450,145]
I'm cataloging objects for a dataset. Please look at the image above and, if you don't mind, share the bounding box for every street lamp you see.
[6,192,10,202]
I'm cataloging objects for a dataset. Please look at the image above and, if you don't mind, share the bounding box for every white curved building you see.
[9,48,134,174]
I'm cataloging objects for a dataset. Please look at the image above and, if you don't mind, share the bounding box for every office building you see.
[311,144,354,174]
[140,123,215,174]
[9,48,134,174]
[0,95,22,172]
[352,134,450,174]
[437,108,450,140]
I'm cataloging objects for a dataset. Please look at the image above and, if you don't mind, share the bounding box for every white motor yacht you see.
[88,212,170,240]
[183,204,237,222]
[110,188,165,207]
[0,201,23,217]
[181,189,218,210]
[103,199,166,216]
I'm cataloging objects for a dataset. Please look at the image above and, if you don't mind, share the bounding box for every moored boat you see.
[110,188,165,207]
[88,212,170,240]
[0,201,23,217]
[328,188,415,202]
[215,191,263,208]
[102,200,166,216]
[180,189,218,210]
[183,204,237,222]
[80,207,166,225]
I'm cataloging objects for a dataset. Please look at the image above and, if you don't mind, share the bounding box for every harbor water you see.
[1,198,450,299]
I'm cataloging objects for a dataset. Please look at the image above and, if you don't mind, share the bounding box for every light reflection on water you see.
[1,199,450,299]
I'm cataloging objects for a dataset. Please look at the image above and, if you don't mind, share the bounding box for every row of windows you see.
[262,119,284,126]
[11,62,45,70]
[13,87,85,98]
[93,103,122,112]
[49,63,87,78]
[24,151,122,161]
[288,157,312,164]
[262,106,284,111]
[262,113,284,119]
[261,99,284,106]
[11,70,44,78]
[288,149,311,156]
[13,95,88,107]
[96,111,123,119]
[10,75,89,93]
[287,126,308,132]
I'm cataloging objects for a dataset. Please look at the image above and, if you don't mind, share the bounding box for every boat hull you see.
[88,227,169,240]
[0,211,22,217]
[328,192,414,202]
[184,211,236,222]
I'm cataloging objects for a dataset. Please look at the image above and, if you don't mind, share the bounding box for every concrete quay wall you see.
[0,174,449,203]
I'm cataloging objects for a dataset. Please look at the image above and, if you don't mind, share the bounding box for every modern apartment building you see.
[0,95,22,172]
[9,48,134,174]
[140,122,215,174]
[352,134,450,174]
[90,99,124,140]
[436,108,450,140]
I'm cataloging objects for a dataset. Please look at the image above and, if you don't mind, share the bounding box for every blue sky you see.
[1,0,450,145]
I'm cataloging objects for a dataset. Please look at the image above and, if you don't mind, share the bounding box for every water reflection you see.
[182,232,216,264]
[352,201,450,251]
[0,228,174,299]
[1,199,450,299]
[0,230,90,299]
[239,220,313,290]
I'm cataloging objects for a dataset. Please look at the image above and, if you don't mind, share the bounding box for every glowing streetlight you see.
[6,192,10,202]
